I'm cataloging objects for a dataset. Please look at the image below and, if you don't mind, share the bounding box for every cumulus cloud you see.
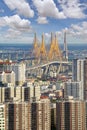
[0,15,31,31]
[0,14,33,41]
[58,0,86,18]
[36,16,48,24]
[33,0,66,19]
[56,21,87,44]
[70,22,87,37]
[3,0,34,17]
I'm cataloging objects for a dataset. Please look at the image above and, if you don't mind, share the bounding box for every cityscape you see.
[0,0,87,130]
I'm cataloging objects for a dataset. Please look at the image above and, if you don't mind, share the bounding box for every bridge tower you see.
[39,34,47,60]
[48,33,54,60]
[54,34,62,60]
[64,31,68,61]
[32,33,40,58]
[48,33,62,60]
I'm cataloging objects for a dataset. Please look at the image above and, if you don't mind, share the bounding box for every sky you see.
[0,0,87,44]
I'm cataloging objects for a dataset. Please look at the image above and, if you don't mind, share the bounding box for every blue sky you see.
[0,0,87,44]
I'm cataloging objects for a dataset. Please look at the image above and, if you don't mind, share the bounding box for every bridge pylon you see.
[32,33,40,58]
[48,33,62,61]
[39,33,47,60]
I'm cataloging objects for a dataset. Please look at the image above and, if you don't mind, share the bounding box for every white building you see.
[5,71,15,85]
[0,71,15,85]
[0,71,6,83]
[34,82,41,100]
[0,105,5,130]
[12,63,26,85]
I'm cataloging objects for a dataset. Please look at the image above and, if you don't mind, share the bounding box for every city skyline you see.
[0,0,87,44]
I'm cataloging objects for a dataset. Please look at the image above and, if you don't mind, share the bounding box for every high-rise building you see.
[0,71,15,85]
[0,99,51,130]
[5,102,31,130]
[34,82,41,100]
[72,59,85,99]
[31,99,51,130]
[12,63,26,85]
[51,104,56,130]
[0,82,41,103]
[5,71,15,85]
[64,81,83,100]
[0,104,5,130]
[72,59,84,82]
[72,58,87,100]
[56,100,86,130]
[0,71,5,84]
[21,86,30,101]
[0,87,11,102]
[84,58,87,100]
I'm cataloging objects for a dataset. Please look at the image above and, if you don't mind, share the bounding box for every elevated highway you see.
[26,60,72,71]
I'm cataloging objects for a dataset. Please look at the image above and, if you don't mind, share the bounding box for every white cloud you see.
[70,22,87,37]
[0,15,32,31]
[3,0,34,17]
[36,16,48,24]
[58,0,86,18]
[33,0,66,19]
[0,15,33,42]
[56,21,87,44]
[5,28,21,38]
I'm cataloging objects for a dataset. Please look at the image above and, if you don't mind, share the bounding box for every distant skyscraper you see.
[72,59,84,82]
[84,58,87,100]
[56,100,86,130]
[64,81,83,100]
[72,59,85,99]
[12,63,26,85]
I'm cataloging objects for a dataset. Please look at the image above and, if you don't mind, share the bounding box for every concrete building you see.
[21,86,30,101]
[34,82,41,100]
[0,87,14,103]
[12,63,26,85]
[64,81,83,100]
[0,104,5,130]
[0,99,51,130]
[31,99,51,130]
[84,58,87,100]
[0,71,5,84]
[51,104,56,130]
[5,71,15,85]
[72,59,85,99]
[0,82,41,103]
[72,58,87,100]
[0,71,15,85]
[56,100,86,130]
[5,102,31,130]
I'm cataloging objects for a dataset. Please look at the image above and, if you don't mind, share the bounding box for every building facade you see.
[64,81,83,100]
[0,99,51,130]
[56,100,86,130]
